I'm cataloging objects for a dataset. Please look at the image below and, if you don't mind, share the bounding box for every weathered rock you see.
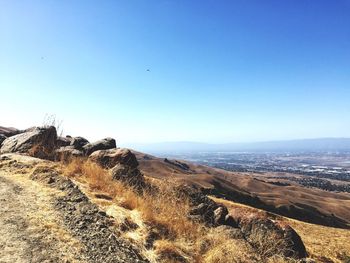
[189,201,230,227]
[0,126,22,137]
[238,217,307,259]
[0,126,57,157]
[282,225,308,259]
[111,163,145,190]
[179,186,228,226]
[55,146,83,161]
[0,134,7,145]
[89,148,139,169]
[57,136,71,147]
[224,214,238,228]
[70,136,89,150]
[213,206,229,225]
[83,138,116,156]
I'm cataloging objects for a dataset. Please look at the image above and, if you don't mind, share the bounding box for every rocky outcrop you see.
[180,185,307,259]
[70,136,89,150]
[89,148,139,169]
[83,138,116,156]
[56,136,71,147]
[237,217,307,259]
[111,164,145,190]
[0,126,57,157]
[282,225,308,259]
[55,146,84,161]
[177,186,237,227]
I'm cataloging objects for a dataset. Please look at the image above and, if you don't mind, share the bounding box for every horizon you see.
[128,138,350,156]
[1,1,350,144]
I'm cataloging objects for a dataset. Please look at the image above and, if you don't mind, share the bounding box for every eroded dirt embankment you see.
[0,154,148,263]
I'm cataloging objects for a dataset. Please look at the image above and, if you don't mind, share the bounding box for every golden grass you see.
[287,219,350,263]
[199,228,259,263]
[212,196,350,263]
[61,158,201,240]
[60,158,302,263]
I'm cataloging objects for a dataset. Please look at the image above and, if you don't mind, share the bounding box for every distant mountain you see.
[129,138,350,154]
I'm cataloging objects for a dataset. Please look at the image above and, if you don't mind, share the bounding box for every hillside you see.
[0,125,350,262]
[134,151,350,229]
[212,197,350,263]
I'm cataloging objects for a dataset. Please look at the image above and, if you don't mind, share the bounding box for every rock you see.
[0,126,57,157]
[83,138,116,156]
[55,146,84,161]
[111,163,145,190]
[282,225,308,259]
[57,136,71,147]
[213,206,228,225]
[224,215,238,228]
[89,148,139,169]
[0,134,7,145]
[70,136,89,150]
[238,217,307,259]
[189,201,223,226]
[0,126,22,137]
[180,186,227,226]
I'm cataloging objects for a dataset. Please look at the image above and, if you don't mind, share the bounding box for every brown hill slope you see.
[133,151,350,228]
[212,197,350,263]
[1,153,307,263]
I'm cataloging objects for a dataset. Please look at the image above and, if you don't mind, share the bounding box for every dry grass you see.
[61,158,201,240]
[212,196,350,263]
[28,143,55,160]
[60,158,302,263]
[287,219,350,263]
[199,228,259,263]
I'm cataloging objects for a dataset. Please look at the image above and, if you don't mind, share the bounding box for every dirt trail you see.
[0,170,85,263]
[0,154,148,263]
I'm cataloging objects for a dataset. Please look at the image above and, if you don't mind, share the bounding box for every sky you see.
[0,0,350,145]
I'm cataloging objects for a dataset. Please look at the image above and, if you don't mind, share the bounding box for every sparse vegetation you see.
[60,158,302,263]
[42,114,63,136]
[214,197,350,263]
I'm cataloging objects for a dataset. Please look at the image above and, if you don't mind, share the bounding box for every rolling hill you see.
[133,150,350,229]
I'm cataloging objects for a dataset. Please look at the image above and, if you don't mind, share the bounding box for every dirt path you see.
[0,154,148,263]
[0,171,85,263]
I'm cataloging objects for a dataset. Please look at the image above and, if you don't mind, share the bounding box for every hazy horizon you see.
[1,1,349,144]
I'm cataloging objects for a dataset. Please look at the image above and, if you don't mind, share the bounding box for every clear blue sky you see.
[1,1,349,144]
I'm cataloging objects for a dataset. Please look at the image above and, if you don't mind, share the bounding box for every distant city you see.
[156,150,350,193]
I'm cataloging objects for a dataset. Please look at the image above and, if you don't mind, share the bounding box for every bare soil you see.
[0,154,148,263]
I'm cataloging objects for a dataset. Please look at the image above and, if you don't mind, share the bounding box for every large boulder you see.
[110,163,145,190]
[55,146,84,161]
[70,136,89,150]
[180,186,237,227]
[0,126,57,157]
[282,225,308,259]
[237,217,307,259]
[189,201,234,227]
[89,148,138,169]
[57,136,72,147]
[83,137,116,156]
